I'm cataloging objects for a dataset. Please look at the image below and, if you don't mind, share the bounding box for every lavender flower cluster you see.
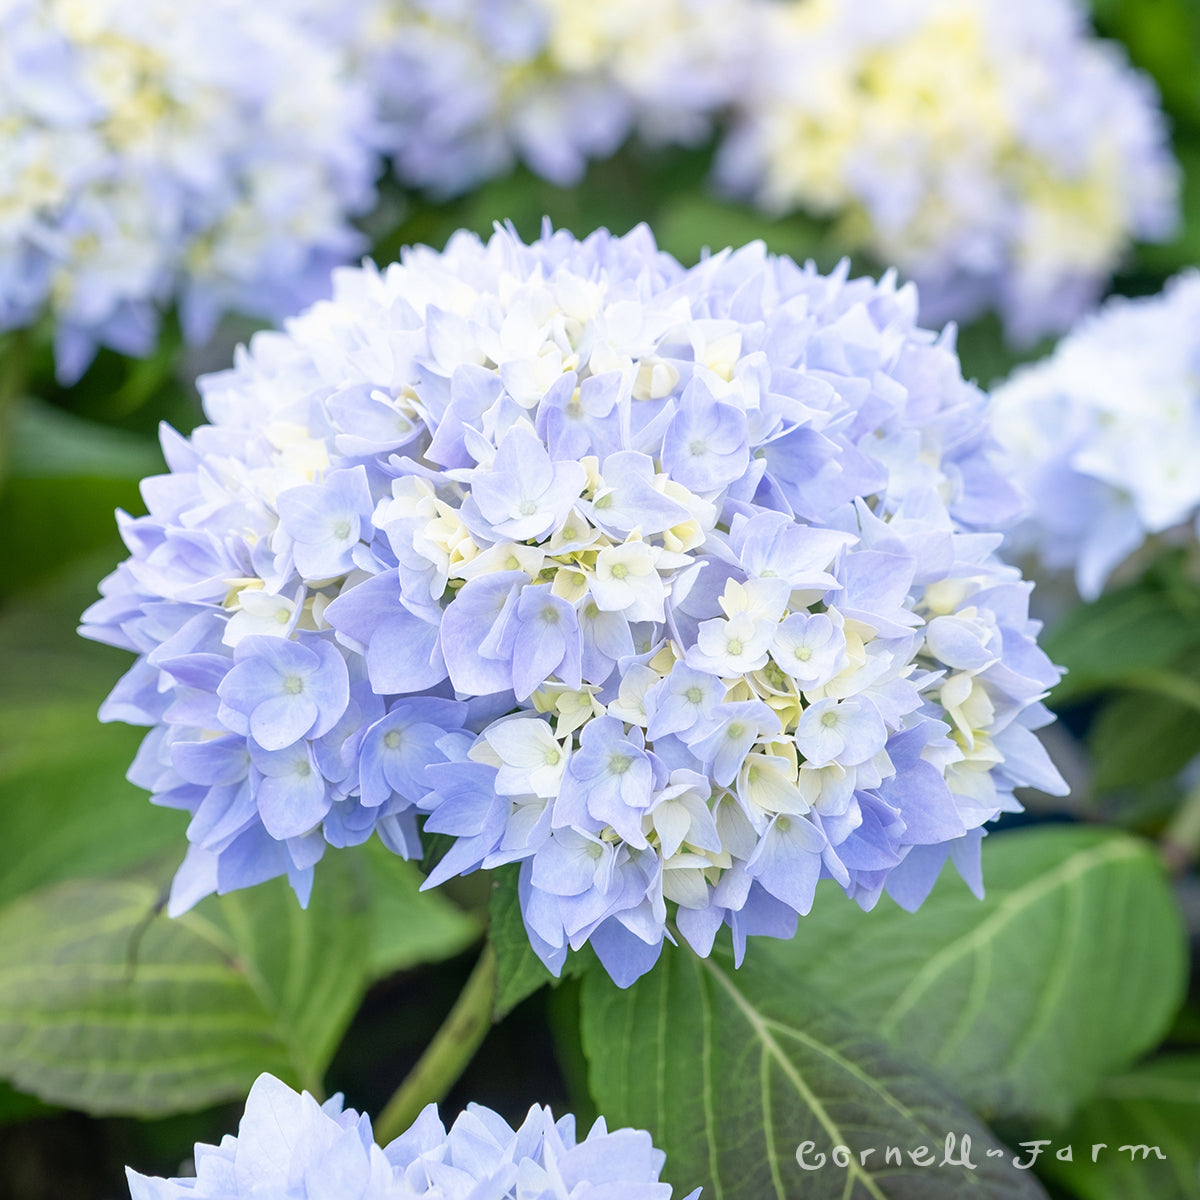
[716,0,1178,344]
[126,1073,700,1199]
[82,224,1065,986]
[0,0,379,381]
[287,0,753,197]
[990,271,1200,600]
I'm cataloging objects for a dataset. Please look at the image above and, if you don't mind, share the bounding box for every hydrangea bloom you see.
[288,0,752,197]
[0,0,379,381]
[126,1072,701,1199]
[990,271,1200,600]
[715,0,1178,343]
[81,224,1065,986]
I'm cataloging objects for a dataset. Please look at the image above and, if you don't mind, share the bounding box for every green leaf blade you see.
[0,854,373,1116]
[0,705,187,908]
[1088,689,1200,790]
[0,880,292,1114]
[1039,1056,1200,1200]
[0,555,193,906]
[1040,567,1200,706]
[0,400,162,597]
[766,827,1187,1124]
[581,946,1049,1200]
[488,865,556,1020]
[487,864,593,1020]
[362,839,481,980]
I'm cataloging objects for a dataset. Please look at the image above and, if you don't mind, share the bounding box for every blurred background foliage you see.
[3,0,1200,1197]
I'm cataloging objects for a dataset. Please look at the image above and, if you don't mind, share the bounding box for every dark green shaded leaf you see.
[487,865,592,1020]
[1039,1056,1200,1200]
[0,1080,57,1126]
[1090,690,1200,790]
[0,400,161,596]
[654,193,830,269]
[763,827,1186,1125]
[1041,583,1200,706]
[0,547,133,701]
[581,944,1049,1200]
[1136,142,1200,276]
[362,838,481,979]
[1092,0,1200,130]
[954,314,1051,391]
[7,397,164,480]
[488,865,551,1019]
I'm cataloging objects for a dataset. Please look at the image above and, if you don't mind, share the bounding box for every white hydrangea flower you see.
[716,0,1179,343]
[0,0,380,380]
[83,223,1066,989]
[991,271,1200,599]
[285,0,756,197]
[126,1073,703,1199]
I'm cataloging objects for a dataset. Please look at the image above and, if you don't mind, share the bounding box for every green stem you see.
[374,942,498,1145]
[1162,779,1200,875]
[0,329,31,492]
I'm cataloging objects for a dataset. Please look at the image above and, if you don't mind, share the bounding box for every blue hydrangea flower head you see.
[0,0,380,381]
[715,0,1179,344]
[82,222,1066,986]
[292,0,754,197]
[125,1072,702,1198]
[990,271,1200,600]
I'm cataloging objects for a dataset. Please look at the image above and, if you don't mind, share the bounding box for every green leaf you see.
[1091,0,1200,131]
[0,400,161,596]
[488,865,553,1019]
[362,838,481,979]
[1039,1056,1200,1200]
[487,865,593,1020]
[581,944,1049,1200]
[0,704,186,908]
[0,554,189,903]
[954,313,1052,391]
[1136,141,1200,276]
[655,193,830,270]
[7,397,164,480]
[1089,689,1200,791]
[763,827,1187,1125]
[1041,582,1200,706]
[0,1080,57,1126]
[0,856,372,1116]
[0,547,133,698]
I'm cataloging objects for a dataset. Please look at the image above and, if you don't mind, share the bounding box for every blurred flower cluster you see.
[284,0,753,197]
[716,0,1178,343]
[991,271,1200,600]
[0,0,379,380]
[81,224,1065,986]
[1,0,1178,384]
[127,1073,700,1199]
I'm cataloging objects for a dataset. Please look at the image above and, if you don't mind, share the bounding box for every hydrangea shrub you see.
[0,0,379,380]
[81,223,1065,987]
[126,1072,700,1199]
[716,0,1178,343]
[990,271,1200,600]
